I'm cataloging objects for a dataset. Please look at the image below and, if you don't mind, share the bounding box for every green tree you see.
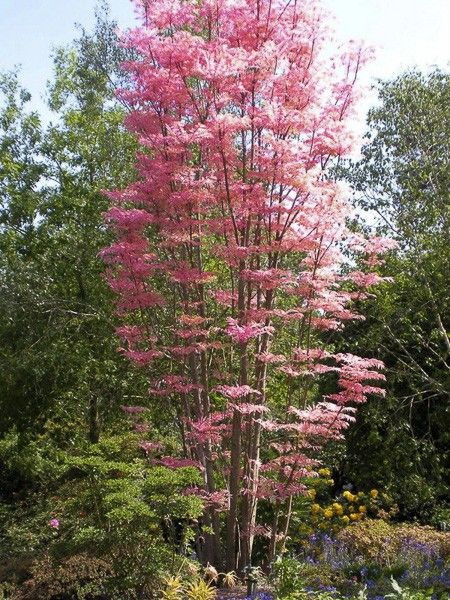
[339,69,450,518]
[0,70,44,253]
[0,4,143,444]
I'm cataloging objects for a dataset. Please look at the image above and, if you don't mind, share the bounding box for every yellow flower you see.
[348,505,355,513]
[324,508,334,519]
[357,491,364,498]
[370,489,379,499]
[358,505,366,513]
[343,490,356,502]
[326,479,334,486]
[311,503,321,514]
[308,489,316,499]
[318,468,331,477]
[341,515,350,525]
[349,513,360,521]
[332,503,343,515]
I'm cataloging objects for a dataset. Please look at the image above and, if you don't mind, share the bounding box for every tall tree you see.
[104,0,392,569]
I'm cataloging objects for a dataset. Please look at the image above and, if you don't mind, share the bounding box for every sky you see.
[0,0,449,126]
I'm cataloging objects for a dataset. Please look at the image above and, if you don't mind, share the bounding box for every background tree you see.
[338,69,450,518]
[0,4,145,443]
[0,7,176,592]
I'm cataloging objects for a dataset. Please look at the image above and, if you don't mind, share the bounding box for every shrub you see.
[429,506,450,532]
[290,520,449,599]
[296,482,397,540]
[336,520,450,564]
[185,579,216,600]
[272,557,303,597]
[14,553,113,600]
[48,434,204,597]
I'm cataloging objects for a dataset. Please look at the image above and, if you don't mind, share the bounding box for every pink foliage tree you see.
[102,0,394,571]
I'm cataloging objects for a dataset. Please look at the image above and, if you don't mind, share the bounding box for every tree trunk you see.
[226,407,243,571]
[226,262,248,570]
[239,287,274,570]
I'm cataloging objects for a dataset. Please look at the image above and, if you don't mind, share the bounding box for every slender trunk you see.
[188,352,219,565]
[239,420,255,571]
[205,447,222,566]
[226,345,249,570]
[226,407,243,571]
[267,505,280,568]
[280,495,293,555]
[239,287,274,570]
[198,286,222,566]
[239,392,264,571]
[226,261,248,571]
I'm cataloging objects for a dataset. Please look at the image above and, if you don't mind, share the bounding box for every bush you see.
[48,434,204,597]
[14,553,113,600]
[336,520,450,564]
[280,520,449,599]
[0,432,205,598]
[429,506,450,532]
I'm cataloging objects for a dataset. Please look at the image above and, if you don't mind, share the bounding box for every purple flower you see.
[49,518,59,529]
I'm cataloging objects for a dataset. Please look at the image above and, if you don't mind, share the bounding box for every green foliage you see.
[272,556,352,600]
[276,593,342,600]
[0,71,44,247]
[384,578,434,600]
[46,433,203,596]
[429,506,450,532]
[272,556,304,597]
[0,7,202,596]
[0,3,143,440]
[0,431,67,567]
[0,430,63,489]
[0,431,203,597]
[337,68,450,520]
